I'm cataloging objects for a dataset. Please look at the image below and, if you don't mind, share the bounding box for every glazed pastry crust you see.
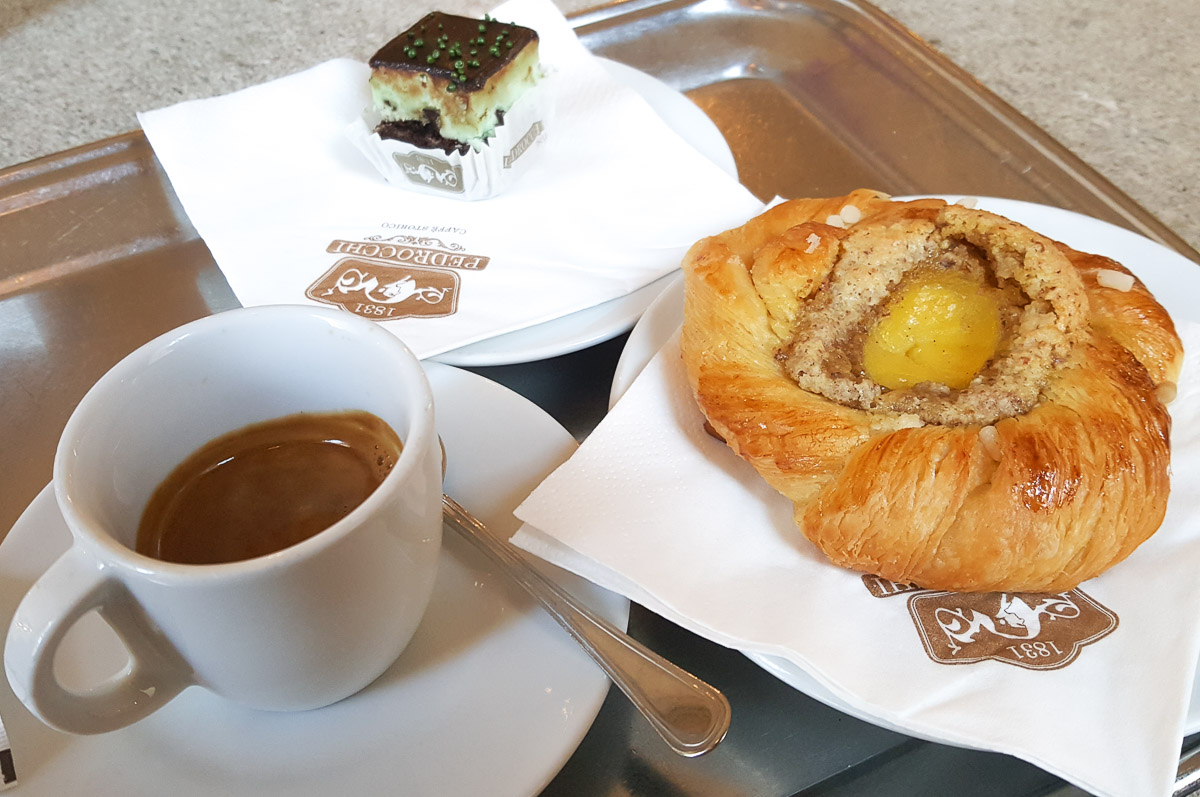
[680,190,1182,592]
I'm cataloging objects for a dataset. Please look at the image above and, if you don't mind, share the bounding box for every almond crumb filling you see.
[779,205,1090,426]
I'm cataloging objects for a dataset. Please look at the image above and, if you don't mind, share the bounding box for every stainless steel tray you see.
[2,0,1195,794]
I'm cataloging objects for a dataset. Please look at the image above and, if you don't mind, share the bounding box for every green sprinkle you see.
[447,83,457,92]
[453,59,464,69]
[469,58,479,67]
[478,22,487,32]
[413,37,423,47]
[505,40,513,48]
[489,45,500,56]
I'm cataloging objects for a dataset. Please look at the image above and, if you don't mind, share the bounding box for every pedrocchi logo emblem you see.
[306,235,490,321]
[392,151,463,193]
[862,576,1118,671]
[307,257,457,319]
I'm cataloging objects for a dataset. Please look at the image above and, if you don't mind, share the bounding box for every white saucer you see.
[0,363,629,796]
[610,197,1200,738]
[431,58,737,367]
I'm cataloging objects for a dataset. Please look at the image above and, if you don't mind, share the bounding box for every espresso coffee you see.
[136,410,403,565]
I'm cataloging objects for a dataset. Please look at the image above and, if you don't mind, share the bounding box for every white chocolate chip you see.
[804,232,822,254]
[1157,382,1178,404]
[839,204,862,224]
[824,214,846,228]
[1096,268,1135,292]
[956,196,979,209]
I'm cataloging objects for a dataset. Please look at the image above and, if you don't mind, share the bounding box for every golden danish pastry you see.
[680,190,1183,592]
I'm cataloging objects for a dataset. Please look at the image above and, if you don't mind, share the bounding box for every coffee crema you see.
[136,410,403,565]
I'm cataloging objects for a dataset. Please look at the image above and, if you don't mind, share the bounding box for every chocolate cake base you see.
[376,109,507,156]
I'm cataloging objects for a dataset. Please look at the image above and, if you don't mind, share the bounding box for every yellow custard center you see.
[863,270,1002,390]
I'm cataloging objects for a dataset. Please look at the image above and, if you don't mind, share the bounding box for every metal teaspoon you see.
[442,493,731,757]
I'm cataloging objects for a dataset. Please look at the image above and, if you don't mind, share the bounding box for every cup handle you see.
[4,546,193,734]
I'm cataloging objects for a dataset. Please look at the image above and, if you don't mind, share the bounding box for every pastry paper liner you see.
[345,79,550,201]
[0,712,14,790]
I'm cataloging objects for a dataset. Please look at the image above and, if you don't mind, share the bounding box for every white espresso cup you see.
[4,305,443,734]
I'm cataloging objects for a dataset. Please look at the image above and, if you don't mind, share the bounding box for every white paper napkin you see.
[136,0,763,360]
[513,321,1200,797]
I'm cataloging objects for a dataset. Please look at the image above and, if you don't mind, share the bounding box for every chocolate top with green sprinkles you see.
[369,11,537,93]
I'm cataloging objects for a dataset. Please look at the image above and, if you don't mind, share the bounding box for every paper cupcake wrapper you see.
[0,713,15,790]
[346,84,549,201]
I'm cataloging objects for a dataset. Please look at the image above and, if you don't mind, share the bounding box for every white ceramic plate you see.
[0,363,629,796]
[431,58,737,367]
[610,197,1200,738]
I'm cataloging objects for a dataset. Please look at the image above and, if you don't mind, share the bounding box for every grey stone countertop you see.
[1,0,1197,253]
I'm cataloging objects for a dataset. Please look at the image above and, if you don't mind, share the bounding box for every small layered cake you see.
[369,12,541,154]
[346,11,549,199]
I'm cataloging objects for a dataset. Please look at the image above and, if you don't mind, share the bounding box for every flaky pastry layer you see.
[680,190,1182,592]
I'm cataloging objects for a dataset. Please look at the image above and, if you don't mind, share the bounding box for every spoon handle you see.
[442,494,731,757]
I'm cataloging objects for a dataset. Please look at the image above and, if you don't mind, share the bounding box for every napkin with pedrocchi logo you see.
[513,321,1200,797]
[137,0,763,360]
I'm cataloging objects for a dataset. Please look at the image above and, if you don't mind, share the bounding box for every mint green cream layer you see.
[369,45,540,149]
